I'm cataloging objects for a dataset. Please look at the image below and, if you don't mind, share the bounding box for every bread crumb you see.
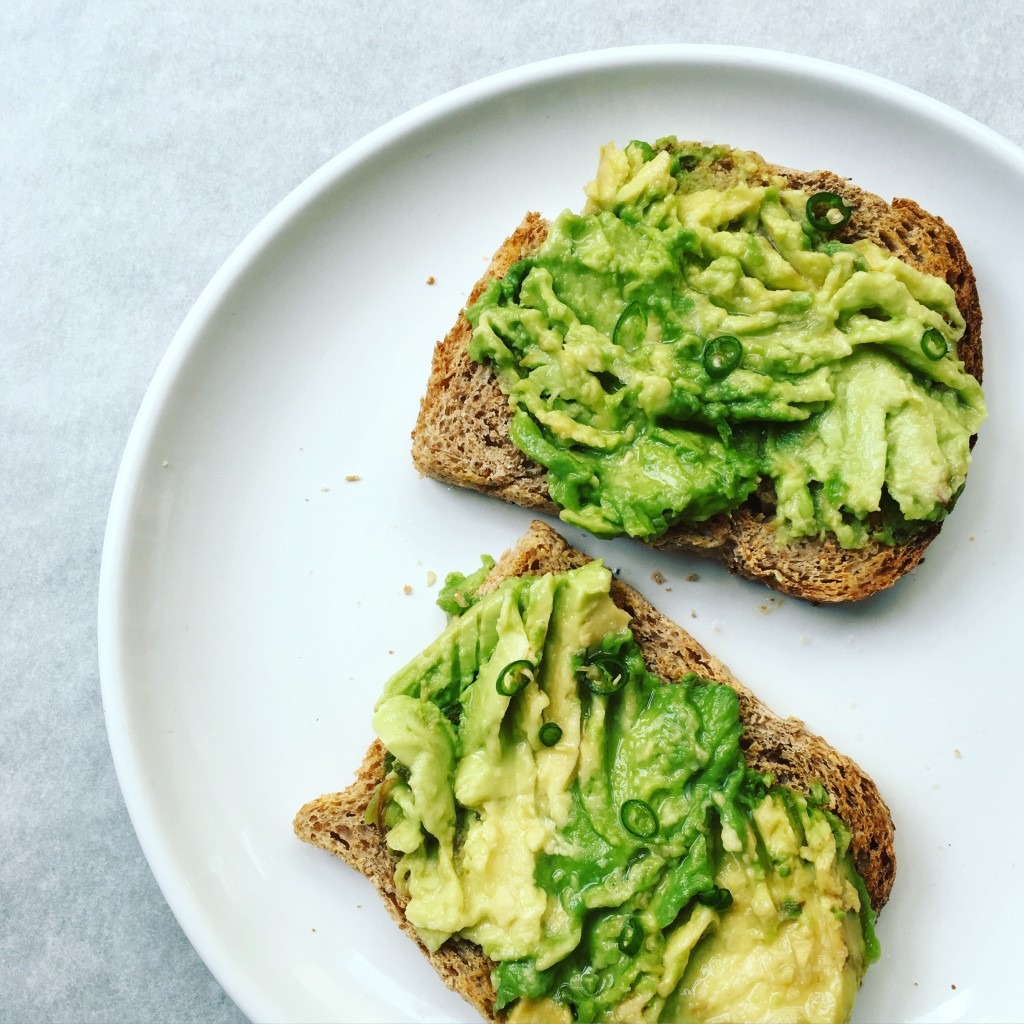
[345,474,361,482]
[388,649,395,654]
[665,587,672,592]
[758,604,768,614]
[403,585,413,595]
[690,610,697,619]
[953,748,962,759]
[426,570,437,587]
[161,459,169,468]
[686,573,700,582]
[651,571,666,585]
[426,275,436,285]
[311,927,317,933]
[320,485,330,492]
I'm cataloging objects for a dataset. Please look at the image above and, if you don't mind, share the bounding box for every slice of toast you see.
[410,148,984,603]
[294,520,896,1021]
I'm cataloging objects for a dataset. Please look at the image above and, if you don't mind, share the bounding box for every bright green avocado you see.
[466,138,986,548]
[367,559,880,1022]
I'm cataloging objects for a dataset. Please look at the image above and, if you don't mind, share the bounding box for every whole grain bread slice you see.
[293,519,896,1021]
[410,149,984,603]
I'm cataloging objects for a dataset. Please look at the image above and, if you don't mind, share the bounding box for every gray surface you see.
[2,2,1020,1021]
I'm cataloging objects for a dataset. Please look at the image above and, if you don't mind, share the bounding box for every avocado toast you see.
[294,520,895,1021]
[411,139,985,602]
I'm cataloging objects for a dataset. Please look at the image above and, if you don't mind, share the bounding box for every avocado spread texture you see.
[367,559,879,1022]
[467,139,986,548]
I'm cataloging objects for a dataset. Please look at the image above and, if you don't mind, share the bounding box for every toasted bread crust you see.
[294,742,500,1020]
[294,521,896,1021]
[410,153,983,602]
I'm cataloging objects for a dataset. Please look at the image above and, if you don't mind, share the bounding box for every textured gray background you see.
[3,2,1020,1021]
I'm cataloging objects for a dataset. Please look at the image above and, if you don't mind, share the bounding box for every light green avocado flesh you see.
[466,139,986,547]
[367,559,880,1023]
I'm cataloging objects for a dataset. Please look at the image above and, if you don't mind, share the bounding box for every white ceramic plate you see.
[99,45,1024,1023]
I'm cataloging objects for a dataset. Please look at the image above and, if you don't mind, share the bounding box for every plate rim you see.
[97,42,1024,1022]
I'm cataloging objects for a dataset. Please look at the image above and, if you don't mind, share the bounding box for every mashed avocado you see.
[467,138,986,548]
[367,559,879,1022]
